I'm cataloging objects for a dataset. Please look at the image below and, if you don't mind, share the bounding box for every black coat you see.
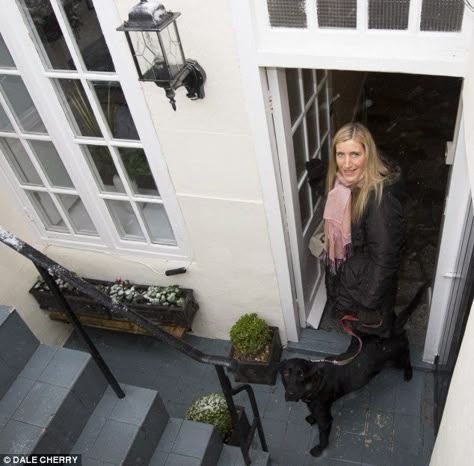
[325,169,403,325]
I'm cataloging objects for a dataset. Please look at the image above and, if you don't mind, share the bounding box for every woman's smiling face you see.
[335,139,366,184]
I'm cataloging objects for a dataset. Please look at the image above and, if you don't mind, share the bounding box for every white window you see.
[0,1,190,259]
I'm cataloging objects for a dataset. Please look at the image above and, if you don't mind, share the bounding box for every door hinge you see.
[442,272,461,279]
[265,90,274,114]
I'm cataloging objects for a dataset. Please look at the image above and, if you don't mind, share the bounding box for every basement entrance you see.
[320,71,463,352]
[268,69,463,354]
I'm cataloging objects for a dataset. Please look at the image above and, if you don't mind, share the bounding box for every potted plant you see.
[185,393,250,446]
[29,276,198,331]
[229,313,282,385]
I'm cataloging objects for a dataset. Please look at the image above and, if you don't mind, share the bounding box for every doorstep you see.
[287,328,434,371]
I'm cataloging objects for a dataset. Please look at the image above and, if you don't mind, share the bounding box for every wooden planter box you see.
[29,278,198,331]
[230,327,282,385]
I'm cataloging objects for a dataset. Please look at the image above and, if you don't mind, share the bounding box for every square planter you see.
[29,278,198,330]
[230,326,282,385]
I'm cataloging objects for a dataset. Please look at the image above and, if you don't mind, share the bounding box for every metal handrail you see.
[0,228,267,465]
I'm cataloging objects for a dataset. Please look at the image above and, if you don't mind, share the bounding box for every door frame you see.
[423,111,471,363]
[230,0,470,349]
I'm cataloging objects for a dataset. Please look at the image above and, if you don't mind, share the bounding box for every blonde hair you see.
[326,122,389,223]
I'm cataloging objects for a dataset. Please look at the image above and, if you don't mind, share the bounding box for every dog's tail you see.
[393,282,430,335]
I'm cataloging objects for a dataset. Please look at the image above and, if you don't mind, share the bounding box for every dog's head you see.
[279,358,322,402]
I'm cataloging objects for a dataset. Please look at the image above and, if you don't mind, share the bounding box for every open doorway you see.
[319,71,463,351]
[318,71,463,352]
[269,68,463,353]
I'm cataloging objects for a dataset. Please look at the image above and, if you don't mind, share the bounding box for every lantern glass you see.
[128,31,163,80]
[159,22,186,78]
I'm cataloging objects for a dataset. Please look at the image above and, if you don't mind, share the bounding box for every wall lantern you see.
[117,0,206,110]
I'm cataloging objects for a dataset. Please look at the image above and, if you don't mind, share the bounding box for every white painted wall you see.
[429,24,474,466]
[0,0,285,343]
[0,177,71,345]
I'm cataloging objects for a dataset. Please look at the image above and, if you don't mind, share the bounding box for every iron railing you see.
[0,228,268,465]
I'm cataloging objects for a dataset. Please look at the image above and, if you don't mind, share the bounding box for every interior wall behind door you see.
[331,71,368,130]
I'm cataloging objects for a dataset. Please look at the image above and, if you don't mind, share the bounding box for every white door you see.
[267,67,332,327]
[424,114,472,363]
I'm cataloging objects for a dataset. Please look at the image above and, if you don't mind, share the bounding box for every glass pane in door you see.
[138,202,176,244]
[20,0,76,70]
[286,68,302,125]
[0,105,14,132]
[84,145,123,193]
[27,191,67,232]
[118,147,159,197]
[106,199,145,241]
[59,0,115,72]
[90,82,139,140]
[0,34,15,68]
[0,137,42,185]
[55,79,102,137]
[29,140,74,188]
[0,75,47,133]
[57,193,98,235]
[293,123,306,180]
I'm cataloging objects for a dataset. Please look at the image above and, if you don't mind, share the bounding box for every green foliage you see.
[230,313,272,359]
[185,394,232,437]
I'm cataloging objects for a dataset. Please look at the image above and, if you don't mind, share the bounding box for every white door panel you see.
[267,67,332,326]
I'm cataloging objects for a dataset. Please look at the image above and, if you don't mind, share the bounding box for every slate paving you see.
[66,329,435,466]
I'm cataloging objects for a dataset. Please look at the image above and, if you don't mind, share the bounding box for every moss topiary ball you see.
[185,393,232,437]
[230,312,272,360]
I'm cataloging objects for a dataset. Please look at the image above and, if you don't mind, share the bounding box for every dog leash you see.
[309,314,382,366]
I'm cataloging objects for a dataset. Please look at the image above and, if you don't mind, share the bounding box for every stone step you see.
[287,328,433,371]
[149,417,222,466]
[287,328,350,358]
[73,384,169,466]
[0,306,39,399]
[0,345,107,454]
[217,445,271,466]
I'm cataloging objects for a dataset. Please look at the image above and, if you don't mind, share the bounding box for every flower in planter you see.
[143,285,185,307]
[230,313,272,362]
[108,279,141,304]
[32,277,187,308]
[185,393,232,437]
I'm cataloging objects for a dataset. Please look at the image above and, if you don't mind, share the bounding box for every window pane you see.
[421,0,465,32]
[318,86,329,138]
[286,68,301,125]
[59,0,114,72]
[0,34,15,68]
[317,0,357,29]
[0,105,13,132]
[118,148,159,197]
[0,137,42,185]
[293,123,306,180]
[90,82,139,140]
[0,76,47,133]
[138,202,176,245]
[29,140,73,188]
[267,0,307,28]
[55,79,101,137]
[307,102,318,158]
[57,194,97,235]
[303,69,314,103]
[27,191,67,232]
[84,145,123,193]
[106,199,145,242]
[19,0,76,70]
[299,184,311,229]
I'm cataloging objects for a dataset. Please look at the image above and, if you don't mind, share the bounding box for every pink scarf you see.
[323,172,358,274]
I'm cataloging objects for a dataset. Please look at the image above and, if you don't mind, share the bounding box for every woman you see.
[323,122,402,338]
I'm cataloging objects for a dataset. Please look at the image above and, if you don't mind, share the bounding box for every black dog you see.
[280,284,427,457]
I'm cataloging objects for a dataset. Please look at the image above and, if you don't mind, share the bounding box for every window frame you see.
[0,0,191,260]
